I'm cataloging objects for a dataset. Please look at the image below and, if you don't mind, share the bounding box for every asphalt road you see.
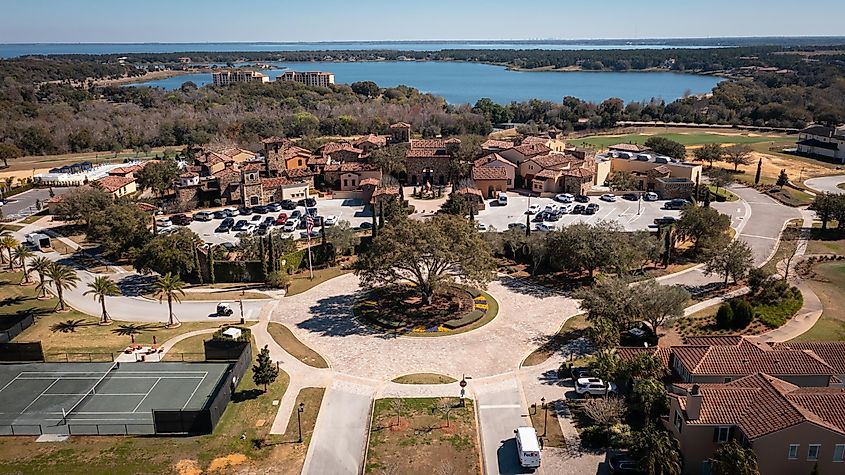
[804,175,845,195]
[475,377,537,475]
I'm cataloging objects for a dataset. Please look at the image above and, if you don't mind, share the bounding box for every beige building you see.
[277,71,335,88]
[474,153,517,189]
[211,70,269,86]
[94,175,137,198]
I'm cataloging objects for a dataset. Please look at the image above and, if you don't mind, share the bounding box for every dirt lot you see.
[366,397,481,475]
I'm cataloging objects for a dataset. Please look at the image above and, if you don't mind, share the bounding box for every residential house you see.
[197,151,234,176]
[261,136,292,176]
[388,122,412,144]
[280,146,314,170]
[353,134,389,154]
[474,153,517,189]
[320,142,366,163]
[666,373,845,475]
[217,148,257,164]
[239,168,309,206]
[179,171,200,187]
[406,138,460,186]
[480,139,515,154]
[453,186,485,211]
[796,125,845,163]
[94,175,136,199]
[471,166,509,199]
[499,143,552,166]
[323,162,382,191]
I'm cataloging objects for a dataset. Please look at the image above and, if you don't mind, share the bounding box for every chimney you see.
[686,384,703,421]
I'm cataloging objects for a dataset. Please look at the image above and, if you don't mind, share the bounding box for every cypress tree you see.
[192,246,203,284]
[754,158,762,185]
[378,202,384,228]
[259,238,268,280]
[371,206,378,238]
[267,234,274,272]
[703,189,711,207]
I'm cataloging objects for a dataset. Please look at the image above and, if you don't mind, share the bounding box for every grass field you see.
[366,397,480,475]
[285,266,351,297]
[267,322,329,369]
[1,147,178,176]
[391,373,458,385]
[807,228,845,256]
[522,313,589,367]
[569,132,789,149]
[792,262,845,342]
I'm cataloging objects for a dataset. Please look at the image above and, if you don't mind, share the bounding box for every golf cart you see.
[216,303,234,317]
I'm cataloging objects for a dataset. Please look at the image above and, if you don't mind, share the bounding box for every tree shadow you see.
[297,292,386,338]
[50,319,94,333]
[112,322,159,336]
[232,388,263,403]
[117,274,156,297]
[0,296,29,307]
[496,274,572,299]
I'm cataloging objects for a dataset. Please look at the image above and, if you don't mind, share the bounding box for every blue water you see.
[0,41,724,58]
[126,61,723,105]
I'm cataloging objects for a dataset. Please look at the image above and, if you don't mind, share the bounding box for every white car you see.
[527,204,541,215]
[155,218,172,228]
[558,204,572,214]
[644,192,659,201]
[543,204,557,213]
[476,223,488,231]
[535,223,553,232]
[282,220,298,232]
[575,377,617,396]
[600,193,617,202]
[323,215,338,226]
[554,193,574,203]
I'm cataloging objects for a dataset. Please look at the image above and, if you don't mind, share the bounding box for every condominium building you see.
[211,70,270,87]
[277,71,335,88]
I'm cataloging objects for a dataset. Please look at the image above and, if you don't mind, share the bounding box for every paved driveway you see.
[805,175,845,195]
[475,376,534,475]
[2,187,72,220]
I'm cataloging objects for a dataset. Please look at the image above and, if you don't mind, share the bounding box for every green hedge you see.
[443,310,485,329]
[756,289,803,328]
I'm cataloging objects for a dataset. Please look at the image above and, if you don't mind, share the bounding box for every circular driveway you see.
[805,175,845,195]
[271,273,580,381]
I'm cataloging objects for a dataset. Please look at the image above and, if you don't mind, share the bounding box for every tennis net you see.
[60,361,119,425]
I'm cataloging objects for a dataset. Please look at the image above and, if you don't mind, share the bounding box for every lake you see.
[126,61,723,105]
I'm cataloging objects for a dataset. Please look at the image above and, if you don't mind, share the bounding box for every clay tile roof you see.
[308,156,330,166]
[407,148,451,158]
[521,136,550,146]
[260,177,295,188]
[359,178,380,187]
[481,139,514,150]
[353,134,388,147]
[531,153,575,170]
[219,148,255,158]
[771,342,845,374]
[282,146,314,159]
[474,153,517,169]
[390,122,411,128]
[609,143,651,153]
[324,162,379,173]
[320,143,364,155]
[534,169,561,179]
[135,202,158,212]
[214,168,239,179]
[371,186,400,199]
[562,167,594,178]
[180,172,198,178]
[471,166,509,181]
[676,344,836,376]
[242,162,264,171]
[411,139,448,149]
[454,187,483,197]
[283,168,317,178]
[95,175,134,193]
[512,143,551,157]
[684,336,746,346]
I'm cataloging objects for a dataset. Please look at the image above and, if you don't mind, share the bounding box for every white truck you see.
[514,426,541,469]
[25,233,52,252]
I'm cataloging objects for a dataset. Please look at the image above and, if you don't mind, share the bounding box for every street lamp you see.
[297,402,305,443]
[239,290,245,324]
[459,374,471,407]
[540,397,548,437]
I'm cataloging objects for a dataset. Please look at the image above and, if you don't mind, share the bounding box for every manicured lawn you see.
[392,373,458,385]
[522,313,589,367]
[366,398,480,475]
[760,220,802,276]
[18,211,48,224]
[282,387,325,444]
[569,132,788,149]
[792,262,845,342]
[267,322,329,369]
[161,333,211,361]
[704,184,738,202]
[285,266,351,297]
[529,403,566,448]
[0,224,24,232]
[807,228,845,256]
[838,183,845,191]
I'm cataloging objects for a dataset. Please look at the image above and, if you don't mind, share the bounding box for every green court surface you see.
[0,362,229,434]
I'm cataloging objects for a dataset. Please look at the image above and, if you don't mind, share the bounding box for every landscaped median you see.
[354,284,499,336]
[365,397,481,474]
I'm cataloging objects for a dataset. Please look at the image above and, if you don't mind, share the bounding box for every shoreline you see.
[96,69,206,87]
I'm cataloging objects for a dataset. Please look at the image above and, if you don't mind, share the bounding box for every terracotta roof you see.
[179,172,198,178]
[454,187,483,197]
[481,139,514,150]
[390,122,411,128]
[521,136,551,146]
[353,134,388,147]
[562,167,594,178]
[673,373,845,439]
[359,178,380,187]
[283,168,317,178]
[534,169,561,180]
[511,143,551,157]
[371,186,400,199]
[135,202,158,213]
[675,343,835,377]
[475,153,516,168]
[308,156,330,166]
[218,148,256,159]
[684,336,746,346]
[242,162,264,171]
[609,143,651,153]
[530,153,576,170]
[407,149,451,158]
[95,175,135,193]
[471,166,509,181]
[320,142,364,155]
[411,139,449,149]
[772,342,845,375]
[324,162,380,173]
[282,146,314,160]
[200,151,234,166]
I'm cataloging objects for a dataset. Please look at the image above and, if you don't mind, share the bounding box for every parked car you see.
[572,204,586,214]
[497,192,508,205]
[232,219,249,232]
[576,377,617,396]
[654,216,678,226]
[267,202,282,212]
[570,367,591,380]
[558,204,572,214]
[532,212,547,223]
[250,214,262,222]
[585,203,600,214]
[300,229,320,239]
[239,207,253,216]
[212,210,228,219]
[535,223,553,232]
[600,193,617,202]
[297,198,317,207]
[643,192,659,201]
[282,220,298,232]
[215,217,235,233]
[527,204,541,215]
[554,193,574,203]
[514,426,541,469]
[508,222,527,230]
[323,215,338,226]
[155,217,172,228]
[543,204,557,213]
[263,216,275,226]
[359,221,374,230]
[275,213,288,225]
[253,205,268,214]
[305,207,318,217]
[171,214,192,225]
[290,210,302,219]
[622,193,639,201]
[664,198,691,210]
[216,303,234,317]
[575,194,590,203]
[280,200,297,210]
[193,211,213,222]
[546,212,561,222]
[608,452,644,474]
[477,223,488,231]
[223,208,239,217]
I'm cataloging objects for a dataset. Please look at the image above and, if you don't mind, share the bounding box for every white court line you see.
[182,372,208,410]
[0,374,21,394]
[38,393,150,397]
[17,376,204,381]
[19,379,59,414]
[132,378,160,413]
[19,371,210,375]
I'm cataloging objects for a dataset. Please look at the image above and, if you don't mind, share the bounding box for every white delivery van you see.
[25,233,52,252]
[514,426,541,469]
[497,192,508,205]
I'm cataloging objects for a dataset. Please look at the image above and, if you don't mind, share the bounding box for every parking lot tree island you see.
[355,215,495,305]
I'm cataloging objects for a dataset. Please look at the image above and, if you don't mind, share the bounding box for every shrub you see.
[756,288,803,328]
[211,326,251,342]
[266,270,291,289]
[715,303,734,329]
[579,423,632,449]
[730,299,754,329]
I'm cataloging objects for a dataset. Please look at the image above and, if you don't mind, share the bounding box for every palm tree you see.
[83,276,120,325]
[630,425,682,475]
[45,263,80,311]
[0,235,19,270]
[30,256,52,299]
[12,245,34,284]
[710,441,759,475]
[152,272,186,328]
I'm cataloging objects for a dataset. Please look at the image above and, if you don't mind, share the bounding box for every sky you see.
[2,0,844,43]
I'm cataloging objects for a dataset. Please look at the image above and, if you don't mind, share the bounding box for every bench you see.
[443,310,485,330]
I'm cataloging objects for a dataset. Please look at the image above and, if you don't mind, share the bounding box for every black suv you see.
[280,200,297,210]
[572,204,586,214]
[171,214,192,225]
[585,203,600,215]
[622,193,639,201]
[215,217,235,232]
[575,195,590,203]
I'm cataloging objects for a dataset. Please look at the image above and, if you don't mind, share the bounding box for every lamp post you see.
[459,374,470,407]
[239,290,245,324]
[540,397,548,437]
[297,402,305,443]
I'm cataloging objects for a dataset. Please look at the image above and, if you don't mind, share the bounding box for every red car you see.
[274,213,288,225]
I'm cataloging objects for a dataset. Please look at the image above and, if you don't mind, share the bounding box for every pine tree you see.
[776,169,789,188]
[252,345,278,392]
[754,158,762,185]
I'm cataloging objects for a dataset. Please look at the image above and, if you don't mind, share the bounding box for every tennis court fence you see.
[0,314,35,343]
[0,423,155,436]
[44,352,115,363]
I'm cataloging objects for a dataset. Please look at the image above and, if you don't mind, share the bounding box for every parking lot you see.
[476,193,684,232]
[180,198,372,246]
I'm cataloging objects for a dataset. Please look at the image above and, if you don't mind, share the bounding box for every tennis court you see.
[0,361,231,435]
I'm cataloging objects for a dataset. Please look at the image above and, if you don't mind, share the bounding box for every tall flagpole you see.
[306,214,314,280]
